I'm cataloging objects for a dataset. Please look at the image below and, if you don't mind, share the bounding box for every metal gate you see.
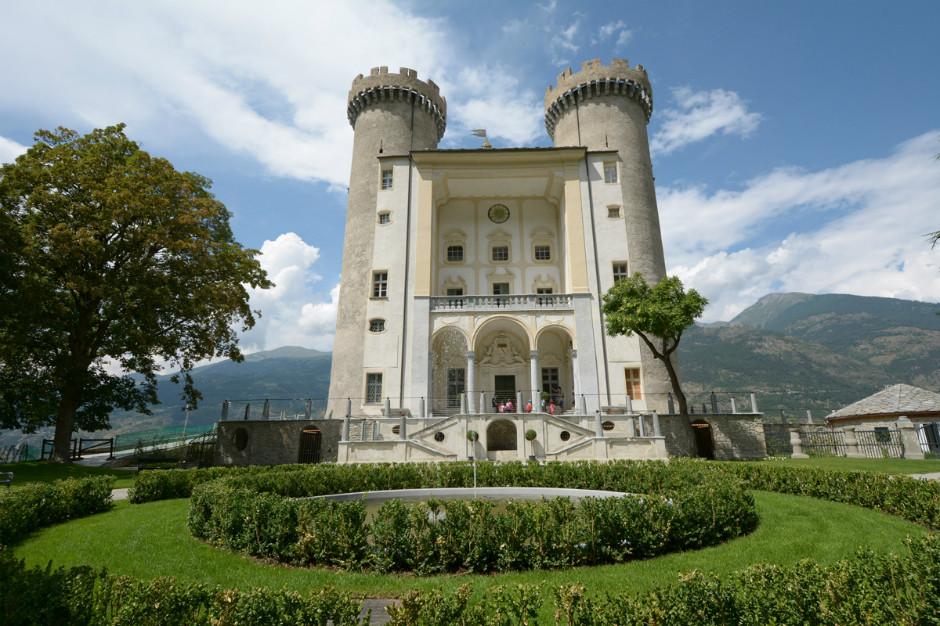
[856,427,904,458]
[298,427,321,464]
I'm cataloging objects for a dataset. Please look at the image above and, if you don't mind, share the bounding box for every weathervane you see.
[471,128,492,149]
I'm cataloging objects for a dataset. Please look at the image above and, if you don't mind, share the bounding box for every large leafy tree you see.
[601,273,707,418]
[0,125,272,461]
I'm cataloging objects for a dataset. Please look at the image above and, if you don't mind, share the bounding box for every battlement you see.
[544,58,653,139]
[348,66,447,140]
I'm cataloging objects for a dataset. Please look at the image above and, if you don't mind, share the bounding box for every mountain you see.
[678,293,940,419]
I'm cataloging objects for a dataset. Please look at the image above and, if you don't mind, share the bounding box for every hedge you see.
[0,547,368,626]
[386,534,940,625]
[183,460,758,573]
[0,476,114,545]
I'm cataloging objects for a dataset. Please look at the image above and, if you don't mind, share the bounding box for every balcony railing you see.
[430,293,574,312]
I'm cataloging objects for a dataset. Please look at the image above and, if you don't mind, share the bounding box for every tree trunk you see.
[51,389,79,463]
[659,352,689,418]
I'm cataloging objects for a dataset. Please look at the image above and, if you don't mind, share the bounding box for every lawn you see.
[0,461,137,489]
[14,490,927,600]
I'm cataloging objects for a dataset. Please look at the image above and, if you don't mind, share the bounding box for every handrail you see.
[430,293,574,312]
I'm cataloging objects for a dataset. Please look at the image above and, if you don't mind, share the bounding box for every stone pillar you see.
[570,349,580,399]
[898,417,925,460]
[638,414,647,437]
[730,398,737,414]
[342,415,350,442]
[461,393,468,414]
[652,412,661,437]
[243,404,250,421]
[843,427,865,459]
[220,400,228,421]
[710,392,718,414]
[383,397,391,418]
[479,391,486,415]
[578,394,587,415]
[789,428,808,458]
[529,350,540,409]
[750,393,758,413]
[419,397,426,419]
[399,413,407,441]
[594,411,603,437]
[667,393,675,415]
[346,398,352,419]
[516,391,524,413]
[466,351,477,414]
[625,395,633,414]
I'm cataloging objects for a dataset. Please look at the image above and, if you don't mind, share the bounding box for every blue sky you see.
[1,0,938,352]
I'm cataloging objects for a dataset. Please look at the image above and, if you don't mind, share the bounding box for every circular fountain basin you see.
[314,487,632,504]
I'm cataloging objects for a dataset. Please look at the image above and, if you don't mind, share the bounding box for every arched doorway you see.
[431,327,469,415]
[487,419,517,458]
[691,421,714,459]
[298,426,321,463]
[474,319,531,410]
[536,326,575,413]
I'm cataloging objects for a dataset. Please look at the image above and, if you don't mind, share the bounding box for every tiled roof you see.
[827,384,940,419]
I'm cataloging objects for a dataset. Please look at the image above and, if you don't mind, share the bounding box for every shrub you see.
[0,476,113,545]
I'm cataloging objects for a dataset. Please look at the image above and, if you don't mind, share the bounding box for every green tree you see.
[0,125,272,462]
[601,273,707,418]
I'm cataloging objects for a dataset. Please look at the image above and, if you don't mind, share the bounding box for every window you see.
[378,212,391,225]
[534,245,551,261]
[613,262,629,282]
[366,373,383,404]
[447,245,464,263]
[492,246,509,262]
[446,288,464,296]
[625,368,642,401]
[607,206,621,219]
[492,282,509,295]
[604,162,618,184]
[536,287,553,305]
[447,368,465,408]
[380,168,393,190]
[536,287,553,294]
[369,318,386,333]
[372,271,388,298]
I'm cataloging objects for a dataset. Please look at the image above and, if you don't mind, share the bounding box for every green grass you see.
[0,461,137,489]
[744,456,940,475]
[13,491,927,600]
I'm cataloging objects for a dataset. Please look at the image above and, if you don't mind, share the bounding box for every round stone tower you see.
[327,67,446,419]
[545,58,664,281]
[545,58,688,451]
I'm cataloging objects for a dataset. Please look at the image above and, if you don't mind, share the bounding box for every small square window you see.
[493,283,509,295]
[378,212,391,224]
[536,287,553,294]
[447,245,464,262]
[604,163,618,184]
[492,246,509,262]
[381,168,393,190]
[366,373,383,404]
[372,271,388,298]
[613,262,629,282]
[446,288,464,296]
[369,318,386,333]
[607,206,621,219]
[534,245,551,261]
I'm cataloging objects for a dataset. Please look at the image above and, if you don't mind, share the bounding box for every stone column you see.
[342,415,350,442]
[789,428,808,458]
[529,350,540,409]
[570,349,580,400]
[750,393,759,413]
[652,412,661,437]
[466,351,477,414]
[594,411,603,437]
[898,417,925,460]
[399,413,407,441]
[843,427,865,459]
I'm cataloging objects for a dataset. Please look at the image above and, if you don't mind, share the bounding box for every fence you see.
[0,444,28,464]
[41,438,115,460]
[856,427,904,458]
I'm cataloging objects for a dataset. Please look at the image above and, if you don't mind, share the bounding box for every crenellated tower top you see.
[347,66,447,140]
[544,58,653,141]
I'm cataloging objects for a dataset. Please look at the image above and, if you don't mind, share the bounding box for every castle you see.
[216,60,768,466]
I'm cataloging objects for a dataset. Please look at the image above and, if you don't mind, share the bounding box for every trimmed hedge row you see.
[134,458,749,503]
[188,479,757,573]
[0,547,368,626]
[0,476,114,545]
[386,534,940,625]
[715,461,940,530]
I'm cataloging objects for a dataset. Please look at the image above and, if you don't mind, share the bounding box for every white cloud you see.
[447,68,544,146]
[240,233,338,351]
[664,131,940,321]
[593,20,632,48]
[0,1,452,187]
[651,87,762,156]
[0,135,28,164]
